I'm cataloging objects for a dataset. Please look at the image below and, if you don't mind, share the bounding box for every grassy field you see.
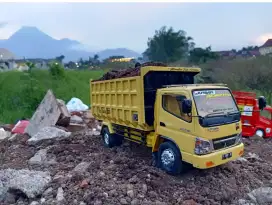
[0,69,104,123]
[1,56,271,124]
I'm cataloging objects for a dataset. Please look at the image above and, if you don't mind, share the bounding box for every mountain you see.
[0,26,141,61]
[0,26,92,61]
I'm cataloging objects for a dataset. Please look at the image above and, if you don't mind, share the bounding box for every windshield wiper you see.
[203,110,239,118]
[226,110,240,115]
[204,111,226,118]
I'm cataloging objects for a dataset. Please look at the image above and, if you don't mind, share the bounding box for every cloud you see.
[0,22,8,28]
[0,24,21,40]
[254,33,272,46]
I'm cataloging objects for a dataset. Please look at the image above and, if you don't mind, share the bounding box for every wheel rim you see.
[256,130,264,138]
[104,133,110,145]
[161,148,175,167]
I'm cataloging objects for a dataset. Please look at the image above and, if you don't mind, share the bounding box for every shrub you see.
[49,61,65,78]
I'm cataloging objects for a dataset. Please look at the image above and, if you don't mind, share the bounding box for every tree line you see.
[143,26,271,104]
[143,26,219,64]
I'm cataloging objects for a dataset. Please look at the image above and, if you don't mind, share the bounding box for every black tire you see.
[158,141,182,175]
[101,126,123,148]
[151,152,159,168]
[101,127,115,148]
[114,134,124,146]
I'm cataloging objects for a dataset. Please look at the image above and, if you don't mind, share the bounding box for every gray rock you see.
[0,128,10,140]
[127,190,134,198]
[28,127,71,145]
[72,162,90,174]
[0,181,8,201]
[4,192,16,204]
[40,198,46,203]
[248,187,272,204]
[30,201,40,205]
[28,149,57,166]
[94,200,102,205]
[0,169,51,199]
[238,199,255,205]
[43,187,53,197]
[70,115,83,124]
[142,184,148,194]
[131,199,139,205]
[268,180,272,187]
[93,130,100,136]
[120,198,128,205]
[155,201,167,205]
[235,157,248,162]
[56,187,64,202]
[29,149,46,165]
[25,90,62,137]
[8,133,19,141]
[246,153,261,160]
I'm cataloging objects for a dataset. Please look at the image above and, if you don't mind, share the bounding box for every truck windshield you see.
[192,89,238,117]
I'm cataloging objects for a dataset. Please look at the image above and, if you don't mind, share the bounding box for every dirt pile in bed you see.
[93,62,167,82]
[1,132,272,205]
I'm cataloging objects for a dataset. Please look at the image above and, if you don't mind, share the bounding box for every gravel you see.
[1,131,272,205]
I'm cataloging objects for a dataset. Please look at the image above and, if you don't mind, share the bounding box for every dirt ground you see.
[1,132,272,205]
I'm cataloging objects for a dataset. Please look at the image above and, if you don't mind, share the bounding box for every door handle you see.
[160,122,166,127]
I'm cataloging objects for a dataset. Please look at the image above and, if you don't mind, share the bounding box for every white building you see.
[259,39,272,55]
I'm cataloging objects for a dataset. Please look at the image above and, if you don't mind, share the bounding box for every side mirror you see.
[181,99,192,114]
[258,96,267,110]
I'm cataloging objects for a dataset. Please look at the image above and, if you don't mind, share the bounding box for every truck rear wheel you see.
[101,126,123,148]
[151,152,159,168]
[158,142,182,175]
[102,127,115,148]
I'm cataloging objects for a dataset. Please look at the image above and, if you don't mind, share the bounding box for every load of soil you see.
[94,62,167,82]
[1,133,272,205]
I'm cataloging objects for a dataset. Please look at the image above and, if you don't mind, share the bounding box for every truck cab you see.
[233,91,269,138]
[153,85,244,172]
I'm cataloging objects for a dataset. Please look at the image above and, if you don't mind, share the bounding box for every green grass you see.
[0,69,104,123]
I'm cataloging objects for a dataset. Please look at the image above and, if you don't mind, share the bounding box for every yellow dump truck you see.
[90,65,245,175]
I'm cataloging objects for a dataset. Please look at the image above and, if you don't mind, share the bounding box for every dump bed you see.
[90,66,200,131]
[232,91,257,114]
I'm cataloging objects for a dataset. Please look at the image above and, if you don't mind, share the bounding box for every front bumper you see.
[183,143,244,169]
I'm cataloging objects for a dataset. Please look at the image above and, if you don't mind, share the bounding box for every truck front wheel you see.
[255,129,265,138]
[158,142,182,175]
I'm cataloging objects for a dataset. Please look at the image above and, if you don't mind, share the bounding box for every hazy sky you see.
[0,3,271,53]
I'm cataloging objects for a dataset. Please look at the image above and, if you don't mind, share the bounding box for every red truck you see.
[232,91,271,138]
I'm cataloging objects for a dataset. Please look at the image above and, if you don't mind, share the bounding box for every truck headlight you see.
[194,137,213,155]
[236,132,242,144]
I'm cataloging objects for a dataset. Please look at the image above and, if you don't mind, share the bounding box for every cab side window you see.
[260,110,272,120]
[162,94,192,122]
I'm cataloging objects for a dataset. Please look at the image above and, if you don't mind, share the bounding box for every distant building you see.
[259,39,272,55]
[0,58,55,71]
[110,57,135,63]
[215,50,236,59]
[248,50,260,57]
[17,63,29,72]
[0,48,16,60]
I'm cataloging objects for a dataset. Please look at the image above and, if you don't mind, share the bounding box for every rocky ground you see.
[1,130,272,205]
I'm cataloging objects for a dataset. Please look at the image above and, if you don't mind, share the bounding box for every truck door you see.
[157,92,195,154]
